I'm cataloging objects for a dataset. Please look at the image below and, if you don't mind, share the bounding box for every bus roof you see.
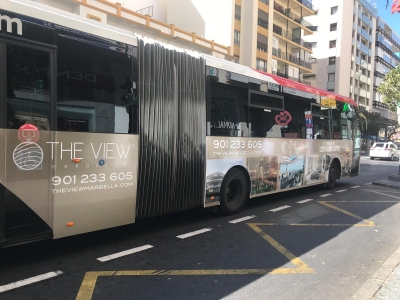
[255,69,358,107]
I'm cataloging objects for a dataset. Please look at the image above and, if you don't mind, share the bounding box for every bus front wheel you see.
[219,168,248,215]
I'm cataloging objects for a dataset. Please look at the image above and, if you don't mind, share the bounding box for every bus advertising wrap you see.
[205,137,353,205]
[0,129,138,238]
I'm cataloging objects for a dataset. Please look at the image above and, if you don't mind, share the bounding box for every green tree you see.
[377,65,400,112]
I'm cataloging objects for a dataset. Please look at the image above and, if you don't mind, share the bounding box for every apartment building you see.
[117,0,316,85]
[235,0,316,85]
[304,0,377,110]
[373,17,400,125]
[24,0,233,60]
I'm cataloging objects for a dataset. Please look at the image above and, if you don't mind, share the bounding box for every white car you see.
[370,142,400,160]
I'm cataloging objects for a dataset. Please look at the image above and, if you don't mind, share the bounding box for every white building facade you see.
[303,0,378,111]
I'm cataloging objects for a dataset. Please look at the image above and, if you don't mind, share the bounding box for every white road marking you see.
[351,186,361,188]
[372,163,379,165]
[335,189,347,193]
[229,215,256,224]
[320,194,332,197]
[177,228,212,239]
[0,271,63,293]
[268,205,291,212]
[365,182,373,185]
[297,199,313,203]
[97,245,153,262]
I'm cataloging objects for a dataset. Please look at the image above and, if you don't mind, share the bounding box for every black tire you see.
[324,164,336,190]
[370,157,374,160]
[219,168,248,215]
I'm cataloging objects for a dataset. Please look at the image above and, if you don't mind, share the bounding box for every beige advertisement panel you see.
[205,137,353,205]
[0,129,138,239]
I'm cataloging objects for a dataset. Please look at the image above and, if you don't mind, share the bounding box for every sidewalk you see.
[351,246,400,300]
[373,174,400,190]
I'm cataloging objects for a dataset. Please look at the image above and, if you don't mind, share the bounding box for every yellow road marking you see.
[76,199,397,299]
[75,271,115,300]
[318,201,375,226]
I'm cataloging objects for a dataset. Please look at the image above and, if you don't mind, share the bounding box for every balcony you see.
[361,29,372,42]
[257,42,268,53]
[272,24,312,50]
[273,2,314,29]
[373,101,390,110]
[259,0,269,5]
[258,18,268,29]
[272,71,311,85]
[377,27,400,50]
[362,14,372,27]
[272,47,312,69]
[296,0,314,11]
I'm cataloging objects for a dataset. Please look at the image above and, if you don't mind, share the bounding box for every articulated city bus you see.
[0,0,361,248]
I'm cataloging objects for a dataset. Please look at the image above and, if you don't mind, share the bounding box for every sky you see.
[375,0,400,35]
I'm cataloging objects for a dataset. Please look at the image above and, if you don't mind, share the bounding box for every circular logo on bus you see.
[13,142,43,171]
[18,124,40,143]
[275,111,292,126]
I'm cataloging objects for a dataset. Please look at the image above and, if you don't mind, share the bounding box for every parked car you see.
[369,142,400,160]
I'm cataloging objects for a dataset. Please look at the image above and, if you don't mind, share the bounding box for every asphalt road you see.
[1,156,400,300]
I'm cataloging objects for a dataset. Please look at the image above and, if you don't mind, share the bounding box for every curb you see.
[372,182,400,190]
[349,246,400,300]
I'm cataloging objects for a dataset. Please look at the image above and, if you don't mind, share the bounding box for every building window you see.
[235,5,241,20]
[330,23,337,31]
[310,42,317,48]
[331,6,338,15]
[234,56,240,64]
[310,57,317,63]
[329,40,336,48]
[328,73,335,81]
[329,56,336,65]
[327,89,334,92]
[234,30,240,45]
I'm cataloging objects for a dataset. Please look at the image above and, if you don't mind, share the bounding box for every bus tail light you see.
[66,222,74,227]
[72,159,81,163]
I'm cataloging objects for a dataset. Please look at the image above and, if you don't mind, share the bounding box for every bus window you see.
[55,29,138,134]
[209,81,248,137]
[249,91,284,138]
[311,104,332,140]
[281,97,309,139]
[6,45,51,131]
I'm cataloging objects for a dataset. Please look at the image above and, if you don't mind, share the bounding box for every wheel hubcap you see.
[225,179,242,205]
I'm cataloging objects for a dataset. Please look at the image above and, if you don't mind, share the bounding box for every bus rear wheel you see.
[219,168,248,215]
[324,164,336,190]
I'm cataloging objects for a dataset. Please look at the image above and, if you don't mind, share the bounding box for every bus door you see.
[351,120,361,176]
[0,34,56,246]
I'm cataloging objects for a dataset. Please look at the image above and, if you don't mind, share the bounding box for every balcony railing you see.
[374,70,385,79]
[272,47,312,69]
[273,2,314,28]
[258,18,268,29]
[377,27,400,50]
[376,41,400,63]
[235,14,241,21]
[297,0,314,11]
[375,56,395,71]
[272,71,311,85]
[257,42,268,53]
[373,101,390,111]
[272,24,312,50]
[259,0,269,5]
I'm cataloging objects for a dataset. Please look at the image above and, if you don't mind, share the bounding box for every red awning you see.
[254,69,358,107]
